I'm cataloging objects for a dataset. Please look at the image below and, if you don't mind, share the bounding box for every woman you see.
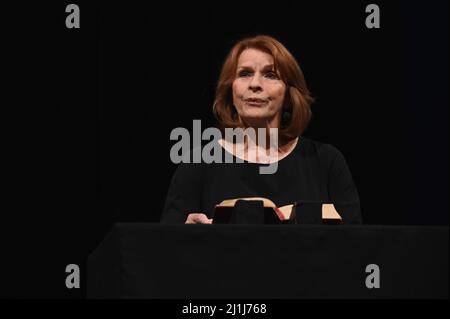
[161,35,362,224]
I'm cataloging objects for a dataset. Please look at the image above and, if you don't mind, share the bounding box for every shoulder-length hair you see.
[213,35,314,144]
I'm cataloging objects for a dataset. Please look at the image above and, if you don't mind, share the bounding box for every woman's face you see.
[232,48,286,127]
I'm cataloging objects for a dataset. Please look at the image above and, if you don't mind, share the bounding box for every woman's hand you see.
[185,213,213,224]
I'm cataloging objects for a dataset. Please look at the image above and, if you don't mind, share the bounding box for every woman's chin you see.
[240,111,270,119]
[241,115,266,122]
[240,114,278,126]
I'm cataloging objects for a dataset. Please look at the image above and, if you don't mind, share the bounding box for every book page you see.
[322,204,342,220]
[217,197,276,208]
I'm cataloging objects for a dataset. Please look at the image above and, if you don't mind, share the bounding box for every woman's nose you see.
[248,74,263,92]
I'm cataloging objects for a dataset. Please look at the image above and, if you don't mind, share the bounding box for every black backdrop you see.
[10,0,448,298]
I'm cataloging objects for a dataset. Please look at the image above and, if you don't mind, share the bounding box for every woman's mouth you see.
[244,98,269,107]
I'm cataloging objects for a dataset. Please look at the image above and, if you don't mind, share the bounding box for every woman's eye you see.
[264,72,279,79]
[238,71,251,77]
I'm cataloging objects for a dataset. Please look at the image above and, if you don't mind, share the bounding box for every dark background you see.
[9,0,448,298]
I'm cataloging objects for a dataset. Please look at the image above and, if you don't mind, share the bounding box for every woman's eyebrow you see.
[237,64,274,71]
[237,65,254,71]
[261,64,275,71]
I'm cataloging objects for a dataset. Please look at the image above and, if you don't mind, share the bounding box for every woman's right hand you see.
[185,213,213,224]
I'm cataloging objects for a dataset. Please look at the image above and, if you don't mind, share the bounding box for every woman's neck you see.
[236,116,281,151]
[219,136,299,164]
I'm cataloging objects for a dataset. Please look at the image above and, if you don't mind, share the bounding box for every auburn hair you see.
[213,35,314,145]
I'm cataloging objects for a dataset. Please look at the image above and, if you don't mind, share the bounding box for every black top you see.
[161,137,362,224]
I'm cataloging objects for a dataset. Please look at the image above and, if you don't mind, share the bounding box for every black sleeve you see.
[160,163,204,224]
[326,145,363,224]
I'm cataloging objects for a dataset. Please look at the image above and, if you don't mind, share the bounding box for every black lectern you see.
[87,223,448,299]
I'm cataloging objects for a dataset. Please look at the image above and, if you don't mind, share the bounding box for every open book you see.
[213,197,342,224]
